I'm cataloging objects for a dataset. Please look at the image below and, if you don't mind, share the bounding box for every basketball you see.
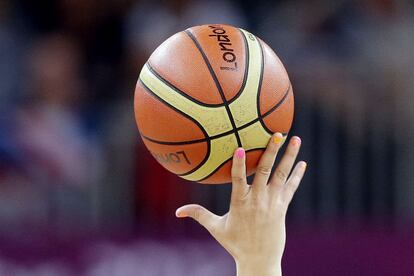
[134,24,294,184]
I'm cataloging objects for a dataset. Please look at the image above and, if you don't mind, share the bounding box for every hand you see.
[176,133,307,276]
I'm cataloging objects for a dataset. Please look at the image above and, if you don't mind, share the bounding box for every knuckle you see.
[231,175,245,183]
[193,207,202,221]
[274,169,288,181]
[257,165,272,175]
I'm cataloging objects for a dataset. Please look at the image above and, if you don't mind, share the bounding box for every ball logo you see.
[150,151,191,165]
[208,25,238,71]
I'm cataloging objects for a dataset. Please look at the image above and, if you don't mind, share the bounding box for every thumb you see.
[176,204,220,232]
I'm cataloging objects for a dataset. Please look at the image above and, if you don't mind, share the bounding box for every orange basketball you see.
[134,24,294,184]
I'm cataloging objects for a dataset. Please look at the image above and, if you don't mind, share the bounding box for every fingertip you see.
[291,136,302,146]
[232,148,247,183]
[273,132,284,145]
[292,161,307,181]
[175,207,187,218]
[299,161,307,169]
[234,147,245,160]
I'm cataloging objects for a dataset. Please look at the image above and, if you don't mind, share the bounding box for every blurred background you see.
[0,0,414,275]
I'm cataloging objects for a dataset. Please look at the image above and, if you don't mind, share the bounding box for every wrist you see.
[235,257,282,276]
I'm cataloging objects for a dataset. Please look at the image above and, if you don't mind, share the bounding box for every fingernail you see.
[292,136,301,146]
[175,209,186,218]
[235,148,245,159]
[301,161,307,169]
[273,133,283,144]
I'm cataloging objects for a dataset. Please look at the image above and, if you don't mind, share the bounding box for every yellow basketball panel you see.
[181,133,238,181]
[229,29,262,127]
[140,64,234,137]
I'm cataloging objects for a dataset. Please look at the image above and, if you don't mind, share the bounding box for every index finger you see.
[230,148,249,202]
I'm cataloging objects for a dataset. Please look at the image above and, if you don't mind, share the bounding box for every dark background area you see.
[0,0,414,275]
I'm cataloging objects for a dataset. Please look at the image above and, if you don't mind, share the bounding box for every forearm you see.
[235,259,282,276]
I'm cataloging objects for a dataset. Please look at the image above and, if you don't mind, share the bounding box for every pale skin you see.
[176,133,307,276]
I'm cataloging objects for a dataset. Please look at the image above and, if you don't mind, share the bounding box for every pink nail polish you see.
[292,137,301,146]
[235,148,245,159]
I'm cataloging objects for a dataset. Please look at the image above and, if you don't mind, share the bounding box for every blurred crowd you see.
[0,0,249,237]
[1,0,414,274]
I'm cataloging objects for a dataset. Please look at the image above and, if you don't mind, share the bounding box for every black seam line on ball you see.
[141,107,290,146]
[261,83,291,118]
[139,80,291,146]
[259,82,291,135]
[141,128,234,145]
[184,29,242,148]
[256,38,266,133]
[192,147,267,181]
[137,78,209,139]
[143,128,288,146]
[137,78,211,176]
[193,130,289,181]
[227,28,249,105]
[146,62,225,108]
[256,39,291,135]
